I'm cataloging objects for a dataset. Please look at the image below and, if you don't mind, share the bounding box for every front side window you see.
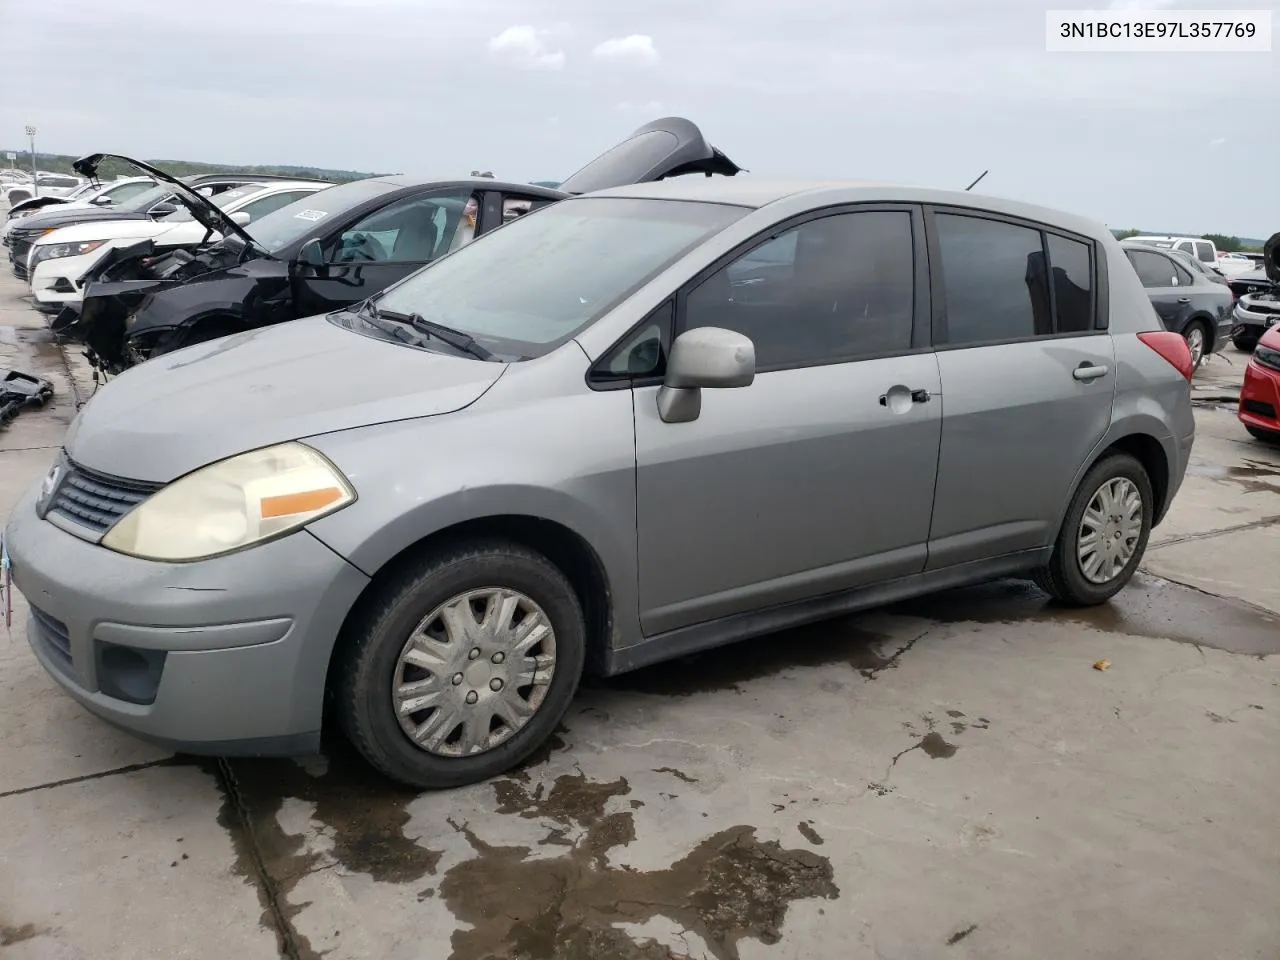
[935,214,1052,344]
[104,181,156,204]
[371,197,746,358]
[682,210,915,369]
[325,189,477,264]
[160,184,266,223]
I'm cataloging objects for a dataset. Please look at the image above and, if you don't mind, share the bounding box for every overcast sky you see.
[2,0,1277,237]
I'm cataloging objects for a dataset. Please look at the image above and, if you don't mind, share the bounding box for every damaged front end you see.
[56,240,242,375]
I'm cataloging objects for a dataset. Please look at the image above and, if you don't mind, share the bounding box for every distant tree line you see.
[2,150,382,184]
[1113,228,1261,253]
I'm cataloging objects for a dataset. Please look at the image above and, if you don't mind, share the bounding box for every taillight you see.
[1138,331,1193,381]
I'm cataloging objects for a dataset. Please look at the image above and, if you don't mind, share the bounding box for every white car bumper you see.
[28,250,105,309]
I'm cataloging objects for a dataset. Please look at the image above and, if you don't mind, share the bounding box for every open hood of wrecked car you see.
[63,314,507,483]
[73,153,263,254]
[555,117,743,196]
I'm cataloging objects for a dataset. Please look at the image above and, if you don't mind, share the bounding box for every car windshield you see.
[370,196,748,358]
[160,183,266,222]
[120,184,175,211]
[239,178,392,253]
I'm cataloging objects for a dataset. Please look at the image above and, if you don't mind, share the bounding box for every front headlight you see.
[100,442,356,561]
[31,239,106,264]
[1254,345,1280,372]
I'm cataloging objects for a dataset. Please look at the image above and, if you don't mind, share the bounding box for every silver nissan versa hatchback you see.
[5,178,1196,788]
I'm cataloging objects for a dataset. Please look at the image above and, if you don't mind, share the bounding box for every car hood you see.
[12,205,153,232]
[74,153,261,253]
[65,314,507,483]
[33,218,174,246]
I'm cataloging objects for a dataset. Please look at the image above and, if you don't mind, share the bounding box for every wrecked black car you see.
[57,117,742,375]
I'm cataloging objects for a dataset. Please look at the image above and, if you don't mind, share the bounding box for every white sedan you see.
[27,180,331,311]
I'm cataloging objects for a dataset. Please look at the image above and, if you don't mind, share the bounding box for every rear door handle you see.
[1177,297,1191,303]
[879,387,932,406]
[1073,362,1109,381]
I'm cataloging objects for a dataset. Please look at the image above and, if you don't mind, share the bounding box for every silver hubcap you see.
[1077,477,1143,584]
[392,587,556,757]
[1187,327,1204,367]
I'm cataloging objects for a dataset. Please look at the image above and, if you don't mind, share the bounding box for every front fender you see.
[301,374,642,648]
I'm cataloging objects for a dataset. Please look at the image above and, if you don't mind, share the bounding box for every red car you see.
[1239,322,1280,443]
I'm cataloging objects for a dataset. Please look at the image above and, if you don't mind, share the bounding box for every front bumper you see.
[30,254,93,309]
[4,482,370,755]
[1232,302,1280,338]
[1239,357,1280,436]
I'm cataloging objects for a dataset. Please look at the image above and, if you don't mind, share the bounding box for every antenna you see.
[964,170,989,192]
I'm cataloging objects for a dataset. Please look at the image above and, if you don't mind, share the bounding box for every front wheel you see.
[336,540,586,789]
[1033,453,1153,606]
[1232,331,1258,352]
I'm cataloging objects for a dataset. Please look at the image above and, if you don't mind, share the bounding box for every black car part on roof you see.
[556,117,743,195]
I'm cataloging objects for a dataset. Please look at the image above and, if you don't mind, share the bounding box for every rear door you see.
[1126,248,1193,332]
[631,205,941,635]
[291,187,481,317]
[925,208,1115,568]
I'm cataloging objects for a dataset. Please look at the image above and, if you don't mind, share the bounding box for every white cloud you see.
[487,25,565,70]
[1209,137,1226,147]
[615,100,666,113]
[591,34,659,65]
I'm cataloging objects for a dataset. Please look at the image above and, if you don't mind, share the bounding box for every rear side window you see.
[1194,241,1214,263]
[1127,250,1178,287]
[1046,234,1094,333]
[934,214,1052,344]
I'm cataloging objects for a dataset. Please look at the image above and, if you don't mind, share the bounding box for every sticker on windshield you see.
[294,209,328,221]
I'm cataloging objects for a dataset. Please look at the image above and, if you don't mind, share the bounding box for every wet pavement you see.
[1,234,1278,960]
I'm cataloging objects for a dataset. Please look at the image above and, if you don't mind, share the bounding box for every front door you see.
[292,187,481,318]
[633,206,941,636]
[924,209,1116,568]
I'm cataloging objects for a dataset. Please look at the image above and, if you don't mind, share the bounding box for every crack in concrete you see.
[1148,514,1280,551]
[1138,567,1280,624]
[0,756,179,799]
[211,757,315,960]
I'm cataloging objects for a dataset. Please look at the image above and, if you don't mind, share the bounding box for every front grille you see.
[1243,300,1280,317]
[30,605,73,670]
[48,461,162,535]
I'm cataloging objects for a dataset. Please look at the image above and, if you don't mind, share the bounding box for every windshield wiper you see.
[352,300,431,347]
[375,308,494,361]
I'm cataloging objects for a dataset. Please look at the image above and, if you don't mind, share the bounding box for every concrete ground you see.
[1,248,1277,960]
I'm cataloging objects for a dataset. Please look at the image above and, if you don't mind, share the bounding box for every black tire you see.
[1246,425,1280,445]
[1183,319,1209,370]
[336,540,586,789]
[1232,332,1258,352]
[1033,453,1154,606]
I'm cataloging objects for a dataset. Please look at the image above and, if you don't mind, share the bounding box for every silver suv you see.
[5,179,1196,788]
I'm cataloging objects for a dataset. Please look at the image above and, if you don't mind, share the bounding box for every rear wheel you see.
[1034,453,1153,606]
[1183,320,1208,370]
[1246,425,1280,445]
[336,540,586,789]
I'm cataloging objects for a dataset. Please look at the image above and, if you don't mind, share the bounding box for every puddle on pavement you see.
[1186,459,1280,494]
[440,771,838,960]
[890,573,1279,657]
[0,324,64,375]
[203,728,837,960]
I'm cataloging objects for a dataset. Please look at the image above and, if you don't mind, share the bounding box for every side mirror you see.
[90,195,112,206]
[298,238,325,267]
[150,202,178,217]
[230,211,251,226]
[656,327,755,424]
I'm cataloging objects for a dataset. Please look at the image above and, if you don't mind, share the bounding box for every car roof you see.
[584,177,1114,240]
[370,175,565,198]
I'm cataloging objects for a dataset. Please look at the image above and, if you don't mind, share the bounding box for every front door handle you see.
[1073,362,1109,381]
[1177,297,1191,303]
